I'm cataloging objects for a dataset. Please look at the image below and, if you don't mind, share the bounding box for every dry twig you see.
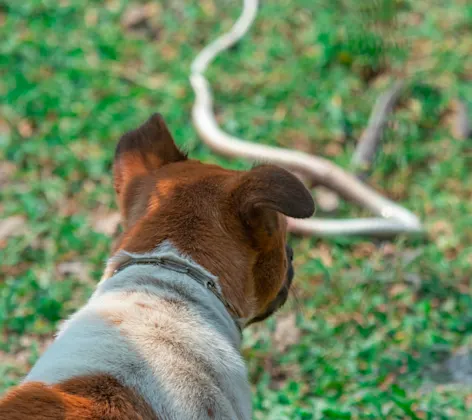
[454,100,471,140]
[352,81,405,173]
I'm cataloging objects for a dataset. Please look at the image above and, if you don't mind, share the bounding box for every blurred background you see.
[1,0,471,417]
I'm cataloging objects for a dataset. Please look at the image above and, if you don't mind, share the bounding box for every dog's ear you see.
[114,113,186,197]
[233,165,314,243]
[113,113,186,226]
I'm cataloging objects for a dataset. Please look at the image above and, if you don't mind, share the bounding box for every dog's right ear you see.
[113,113,186,226]
[232,165,314,248]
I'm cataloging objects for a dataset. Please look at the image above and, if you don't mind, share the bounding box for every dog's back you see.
[0,114,314,419]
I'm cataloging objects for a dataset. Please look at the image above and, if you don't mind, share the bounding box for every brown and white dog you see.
[0,114,314,419]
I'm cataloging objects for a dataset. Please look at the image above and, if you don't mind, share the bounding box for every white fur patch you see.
[24,244,251,419]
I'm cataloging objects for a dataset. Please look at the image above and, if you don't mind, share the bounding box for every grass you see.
[1,0,471,418]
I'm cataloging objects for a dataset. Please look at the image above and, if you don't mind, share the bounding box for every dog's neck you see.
[25,243,251,418]
[96,243,243,346]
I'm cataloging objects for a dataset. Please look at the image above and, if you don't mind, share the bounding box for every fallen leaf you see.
[273,313,300,352]
[430,220,453,239]
[59,198,79,217]
[389,283,408,297]
[0,215,26,241]
[278,129,312,153]
[85,9,98,27]
[57,261,92,284]
[382,243,396,257]
[0,161,16,186]
[273,105,287,121]
[18,119,34,138]
[352,242,376,259]
[314,186,340,213]
[379,373,397,391]
[0,118,11,136]
[121,3,159,36]
[308,244,333,267]
[201,0,216,17]
[324,142,343,157]
[92,211,121,236]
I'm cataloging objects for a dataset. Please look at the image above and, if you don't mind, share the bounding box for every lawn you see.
[1,0,471,418]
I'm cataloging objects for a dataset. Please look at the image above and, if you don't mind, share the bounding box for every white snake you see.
[190,0,423,237]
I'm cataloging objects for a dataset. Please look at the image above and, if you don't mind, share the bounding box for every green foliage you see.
[1,0,471,417]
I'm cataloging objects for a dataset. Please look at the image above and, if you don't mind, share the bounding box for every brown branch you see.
[317,82,404,210]
[352,81,405,173]
[454,99,471,140]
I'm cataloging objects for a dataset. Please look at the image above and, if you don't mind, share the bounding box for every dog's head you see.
[112,114,314,325]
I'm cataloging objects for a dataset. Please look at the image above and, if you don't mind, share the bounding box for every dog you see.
[0,113,314,419]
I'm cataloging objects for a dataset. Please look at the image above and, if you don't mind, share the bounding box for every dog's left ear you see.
[114,113,186,196]
[113,113,186,225]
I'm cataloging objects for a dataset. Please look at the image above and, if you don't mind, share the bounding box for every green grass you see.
[1,0,471,418]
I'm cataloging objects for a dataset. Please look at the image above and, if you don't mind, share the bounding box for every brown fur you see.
[113,113,314,319]
[0,374,156,419]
